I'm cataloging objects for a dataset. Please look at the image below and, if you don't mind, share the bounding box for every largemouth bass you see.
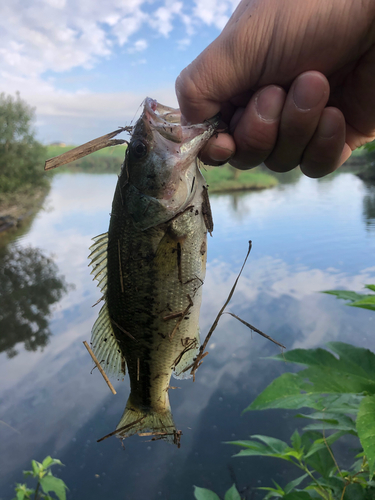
[88,98,217,444]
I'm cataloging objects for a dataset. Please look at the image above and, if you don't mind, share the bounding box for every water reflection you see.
[363,183,375,231]
[0,245,69,358]
[1,172,375,500]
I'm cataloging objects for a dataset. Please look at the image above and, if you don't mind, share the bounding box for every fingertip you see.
[300,107,346,178]
[340,143,353,165]
[199,133,236,165]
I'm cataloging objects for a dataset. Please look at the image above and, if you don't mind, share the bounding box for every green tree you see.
[0,92,47,197]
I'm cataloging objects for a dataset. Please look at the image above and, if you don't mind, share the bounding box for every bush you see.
[0,92,47,196]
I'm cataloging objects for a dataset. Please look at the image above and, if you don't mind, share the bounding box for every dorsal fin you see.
[88,232,109,293]
[88,233,126,378]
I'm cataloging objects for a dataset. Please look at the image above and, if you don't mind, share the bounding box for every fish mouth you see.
[143,97,217,155]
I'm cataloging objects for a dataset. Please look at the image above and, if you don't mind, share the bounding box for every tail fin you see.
[115,398,180,445]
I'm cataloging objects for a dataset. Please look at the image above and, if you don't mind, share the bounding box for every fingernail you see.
[256,86,284,121]
[208,144,233,162]
[293,73,327,110]
[318,112,339,139]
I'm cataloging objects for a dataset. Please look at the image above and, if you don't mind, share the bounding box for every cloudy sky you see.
[1,0,239,144]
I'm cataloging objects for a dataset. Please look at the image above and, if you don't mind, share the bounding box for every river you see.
[0,169,374,499]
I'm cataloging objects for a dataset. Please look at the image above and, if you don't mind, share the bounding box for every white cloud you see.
[127,38,148,53]
[177,37,191,50]
[193,0,238,29]
[153,1,183,37]
[0,1,240,79]
[0,0,241,142]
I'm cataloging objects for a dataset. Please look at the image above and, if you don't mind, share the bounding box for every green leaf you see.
[224,484,241,500]
[246,373,319,411]
[283,492,314,499]
[31,460,41,476]
[323,288,375,312]
[291,430,302,451]
[304,430,347,458]
[40,474,67,500]
[259,490,284,500]
[246,343,375,413]
[258,481,285,499]
[284,474,308,494]
[349,298,375,312]
[229,436,300,464]
[194,486,220,500]
[343,483,369,500]
[296,412,357,433]
[42,456,53,469]
[193,486,221,500]
[251,435,290,454]
[357,395,375,476]
[323,290,365,302]
[13,484,34,500]
[41,456,63,470]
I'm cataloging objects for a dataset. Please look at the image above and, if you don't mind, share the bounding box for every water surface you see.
[1,171,374,499]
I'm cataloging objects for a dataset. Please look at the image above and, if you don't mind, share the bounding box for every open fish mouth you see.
[143,97,218,154]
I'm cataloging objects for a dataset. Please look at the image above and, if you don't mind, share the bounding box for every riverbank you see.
[46,145,279,191]
[203,164,278,192]
[0,184,50,234]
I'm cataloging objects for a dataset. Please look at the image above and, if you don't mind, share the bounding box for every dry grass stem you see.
[111,318,136,340]
[97,416,146,442]
[44,126,132,170]
[189,241,253,380]
[224,312,286,349]
[169,295,194,341]
[163,311,183,321]
[83,341,116,395]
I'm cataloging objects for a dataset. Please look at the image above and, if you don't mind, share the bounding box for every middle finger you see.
[265,71,330,172]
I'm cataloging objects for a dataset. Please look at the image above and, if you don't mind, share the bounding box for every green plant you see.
[195,287,375,499]
[194,484,243,500]
[323,285,375,312]
[0,92,47,198]
[12,456,68,500]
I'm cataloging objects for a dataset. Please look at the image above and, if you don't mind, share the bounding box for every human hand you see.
[176,0,375,178]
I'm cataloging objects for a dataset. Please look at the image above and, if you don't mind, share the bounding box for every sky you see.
[1,0,240,144]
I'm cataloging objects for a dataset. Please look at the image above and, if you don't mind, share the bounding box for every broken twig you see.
[83,341,116,395]
[189,241,253,380]
[224,312,286,349]
[169,295,194,341]
[97,416,146,442]
[111,318,136,340]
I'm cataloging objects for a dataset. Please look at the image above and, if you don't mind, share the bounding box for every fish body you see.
[89,98,216,442]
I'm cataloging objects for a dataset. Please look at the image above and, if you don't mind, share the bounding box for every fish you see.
[88,98,218,444]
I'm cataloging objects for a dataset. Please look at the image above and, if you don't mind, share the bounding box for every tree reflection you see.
[363,184,375,232]
[0,246,68,357]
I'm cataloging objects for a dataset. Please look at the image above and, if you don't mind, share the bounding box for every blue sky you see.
[1,0,240,144]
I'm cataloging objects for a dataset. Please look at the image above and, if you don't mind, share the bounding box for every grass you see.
[202,164,278,192]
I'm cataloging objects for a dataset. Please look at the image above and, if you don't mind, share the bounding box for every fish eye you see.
[130,140,148,159]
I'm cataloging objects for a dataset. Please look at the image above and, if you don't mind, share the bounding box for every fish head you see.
[123,98,217,223]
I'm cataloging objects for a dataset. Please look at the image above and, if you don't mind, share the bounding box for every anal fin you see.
[91,302,126,378]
